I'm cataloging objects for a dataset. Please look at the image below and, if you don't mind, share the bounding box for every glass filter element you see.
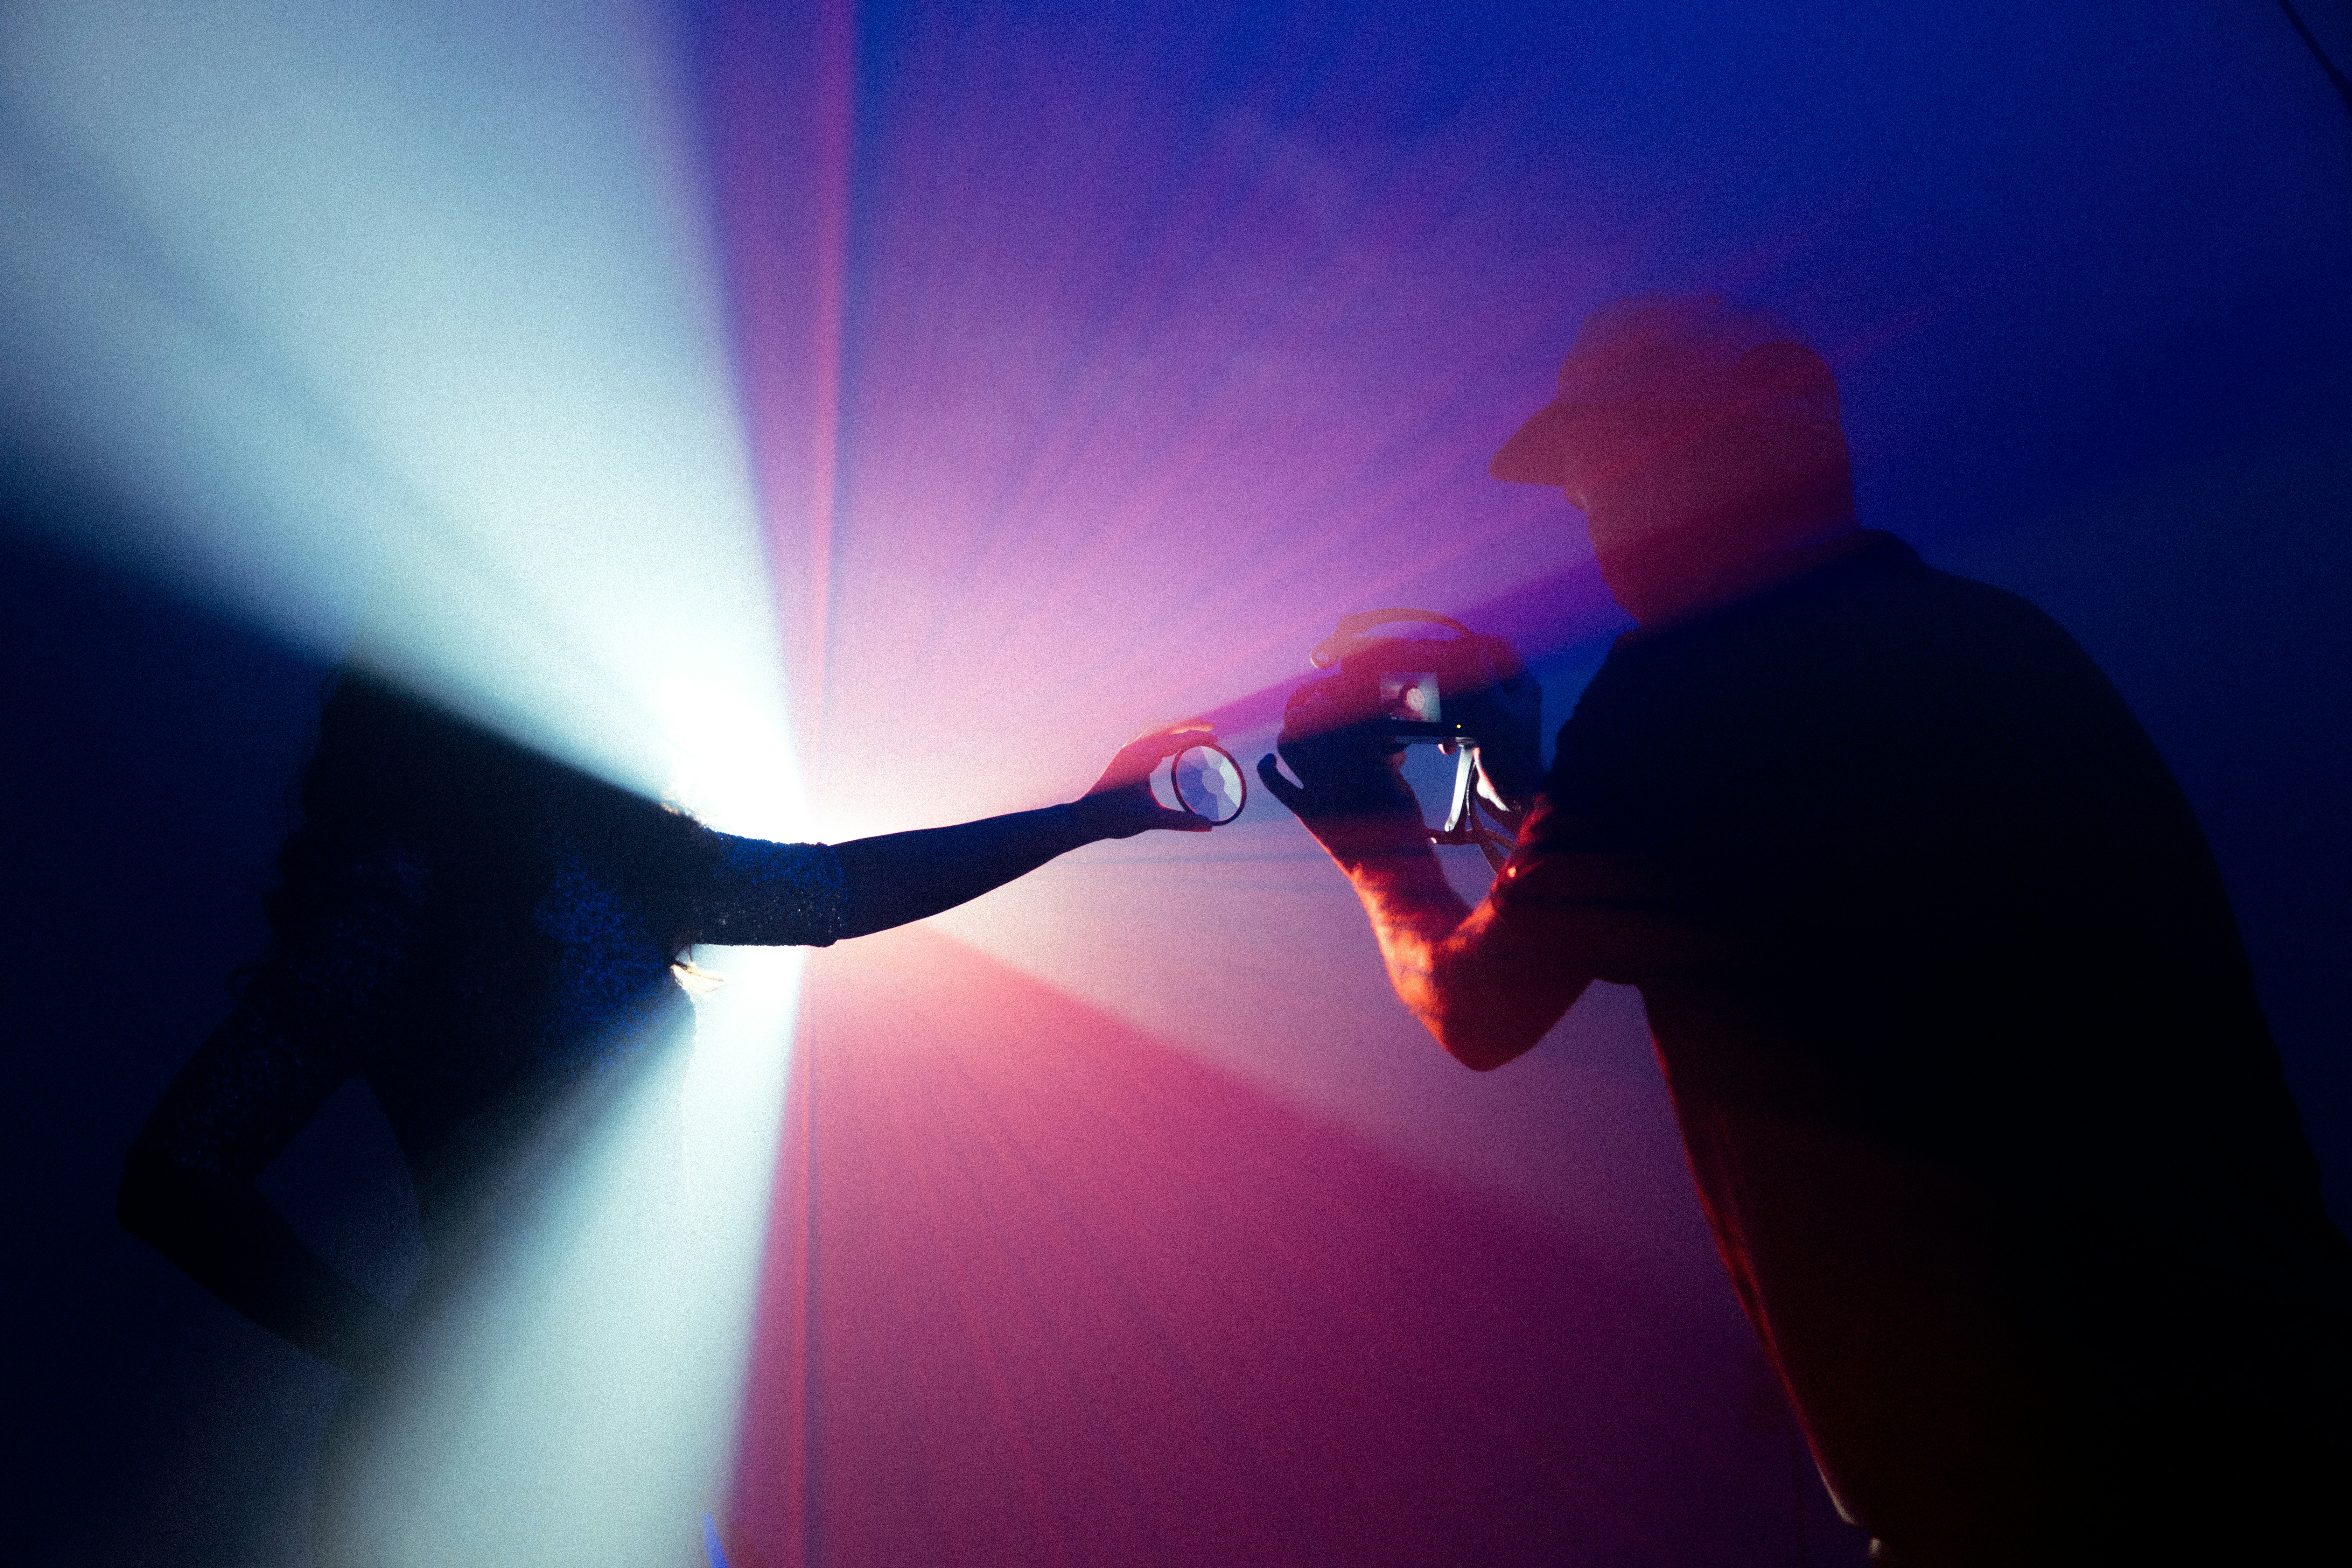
[1170,743,1247,824]
[1378,671,1441,724]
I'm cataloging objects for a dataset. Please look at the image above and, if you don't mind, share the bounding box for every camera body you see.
[1304,609,1531,868]
[1308,609,1511,747]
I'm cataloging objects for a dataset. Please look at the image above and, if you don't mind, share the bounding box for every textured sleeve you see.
[128,844,429,1181]
[688,832,849,947]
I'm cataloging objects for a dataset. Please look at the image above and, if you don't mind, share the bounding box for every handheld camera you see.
[1306,608,1525,868]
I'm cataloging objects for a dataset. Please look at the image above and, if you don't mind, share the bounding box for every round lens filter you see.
[1170,743,1247,825]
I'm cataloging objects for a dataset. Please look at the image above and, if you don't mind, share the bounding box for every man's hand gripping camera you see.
[1257,609,1541,871]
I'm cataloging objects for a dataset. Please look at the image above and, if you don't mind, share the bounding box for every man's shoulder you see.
[1554,532,2131,790]
[1600,533,2088,680]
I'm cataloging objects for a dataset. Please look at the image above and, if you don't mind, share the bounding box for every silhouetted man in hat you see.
[1261,295,2352,1566]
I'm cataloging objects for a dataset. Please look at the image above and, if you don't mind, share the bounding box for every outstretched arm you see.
[834,804,1103,939]
[1259,681,1589,1069]
[831,721,1217,940]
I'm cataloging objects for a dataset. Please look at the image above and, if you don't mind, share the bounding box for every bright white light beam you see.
[0,2,810,1562]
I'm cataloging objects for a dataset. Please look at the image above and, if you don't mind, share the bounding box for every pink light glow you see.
[706,1,1669,840]
[694,6,1858,1561]
[728,925,1801,1567]
[705,0,858,762]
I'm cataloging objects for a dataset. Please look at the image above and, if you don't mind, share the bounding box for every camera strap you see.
[1307,608,1476,670]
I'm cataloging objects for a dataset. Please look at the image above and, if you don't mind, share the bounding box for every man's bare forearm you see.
[1322,824,1588,1071]
[1336,839,1473,1023]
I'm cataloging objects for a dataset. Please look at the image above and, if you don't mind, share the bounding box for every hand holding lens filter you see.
[1171,743,1247,824]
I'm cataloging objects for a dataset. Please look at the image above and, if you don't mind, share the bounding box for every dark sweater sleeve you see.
[687,832,849,947]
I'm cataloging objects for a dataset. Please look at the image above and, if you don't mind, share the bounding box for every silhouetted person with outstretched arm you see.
[118,670,1220,1564]
[1260,295,2352,1565]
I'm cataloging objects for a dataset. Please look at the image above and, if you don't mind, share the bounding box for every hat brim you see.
[1488,401,1575,486]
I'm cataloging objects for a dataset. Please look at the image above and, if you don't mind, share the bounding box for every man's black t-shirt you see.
[1491,532,2351,1559]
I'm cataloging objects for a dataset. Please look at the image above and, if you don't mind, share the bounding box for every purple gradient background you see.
[681,3,2352,1564]
[7,2,2351,1564]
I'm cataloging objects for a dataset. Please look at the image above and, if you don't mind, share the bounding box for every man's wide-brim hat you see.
[1490,294,1843,486]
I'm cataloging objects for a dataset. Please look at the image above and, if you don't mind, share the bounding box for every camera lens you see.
[1171,744,1247,825]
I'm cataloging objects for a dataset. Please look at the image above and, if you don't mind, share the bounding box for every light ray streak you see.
[803,0,857,755]
[0,102,686,790]
[696,5,1721,1331]
[724,923,1785,1566]
[701,19,1818,1559]
[2,3,813,1561]
[779,3,1706,847]
[0,0,801,830]
[333,945,800,1566]
[700,0,859,775]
